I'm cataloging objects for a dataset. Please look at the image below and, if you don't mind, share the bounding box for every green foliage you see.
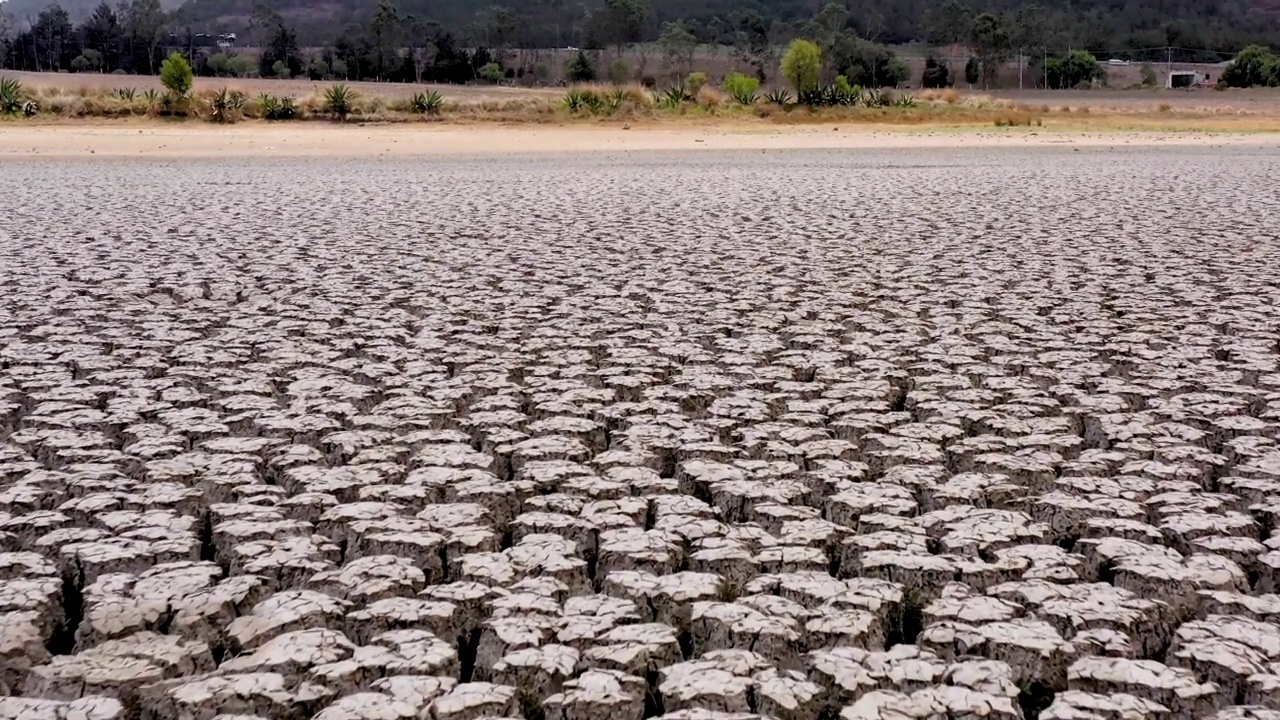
[722,72,760,105]
[308,59,330,80]
[1139,63,1158,86]
[1222,45,1279,87]
[478,62,504,83]
[685,71,707,96]
[228,55,257,78]
[964,57,980,85]
[410,90,444,114]
[207,52,230,76]
[209,86,246,123]
[893,93,917,107]
[830,37,911,88]
[781,38,822,95]
[324,83,354,118]
[608,59,631,83]
[565,51,596,83]
[1039,50,1103,88]
[159,51,194,98]
[114,87,137,101]
[922,56,951,88]
[272,60,291,79]
[257,93,296,120]
[969,13,1010,88]
[1,77,25,116]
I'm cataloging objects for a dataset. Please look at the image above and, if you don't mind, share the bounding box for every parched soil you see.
[5,69,565,103]
[10,68,1280,115]
[5,142,1280,720]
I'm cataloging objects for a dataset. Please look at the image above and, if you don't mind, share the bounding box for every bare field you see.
[10,69,1280,116]
[1,123,1275,159]
[3,70,565,104]
[5,145,1280,720]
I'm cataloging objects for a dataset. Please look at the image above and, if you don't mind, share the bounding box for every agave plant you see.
[325,83,354,119]
[564,89,604,114]
[1,76,24,116]
[142,88,160,106]
[862,89,891,108]
[257,93,296,120]
[22,100,38,117]
[114,87,137,101]
[410,90,444,115]
[210,87,246,123]
[660,83,690,108]
[763,88,792,107]
[894,93,917,108]
[605,88,628,113]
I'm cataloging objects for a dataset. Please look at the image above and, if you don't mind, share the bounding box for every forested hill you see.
[202,0,1274,59]
[3,0,1279,60]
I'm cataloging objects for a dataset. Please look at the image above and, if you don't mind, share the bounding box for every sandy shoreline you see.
[2,122,1278,158]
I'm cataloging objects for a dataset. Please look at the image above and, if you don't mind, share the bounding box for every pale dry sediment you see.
[2,144,1280,720]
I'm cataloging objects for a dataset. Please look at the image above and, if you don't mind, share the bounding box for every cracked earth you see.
[3,145,1280,720]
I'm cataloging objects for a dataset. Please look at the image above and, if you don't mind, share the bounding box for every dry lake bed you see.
[4,143,1280,720]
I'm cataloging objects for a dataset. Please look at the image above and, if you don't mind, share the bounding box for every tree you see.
[1222,45,1276,87]
[964,56,979,85]
[968,13,1009,89]
[596,0,649,60]
[565,49,595,81]
[33,5,74,72]
[369,0,404,81]
[658,20,696,81]
[160,50,193,96]
[82,3,123,72]
[127,0,165,74]
[829,35,909,88]
[925,0,971,46]
[922,55,951,87]
[780,38,821,95]
[406,18,440,83]
[259,17,300,78]
[0,10,13,69]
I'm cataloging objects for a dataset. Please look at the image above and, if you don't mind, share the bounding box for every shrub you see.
[324,83,354,118]
[922,56,950,88]
[410,90,444,114]
[608,59,630,84]
[565,51,595,83]
[272,60,291,79]
[160,52,195,98]
[1140,63,1158,87]
[834,75,861,105]
[308,59,329,80]
[781,39,822,95]
[478,62,503,84]
[686,71,707,96]
[1223,45,1278,88]
[1,76,25,116]
[964,57,980,85]
[209,87,246,123]
[331,60,349,79]
[722,72,760,105]
[228,55,257,78]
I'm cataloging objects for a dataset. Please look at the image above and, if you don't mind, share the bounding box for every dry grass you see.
[7,71,1280,133]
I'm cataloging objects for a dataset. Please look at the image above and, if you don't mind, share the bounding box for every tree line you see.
[1,0,1277,87]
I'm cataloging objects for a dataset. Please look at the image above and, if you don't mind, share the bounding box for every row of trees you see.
[0,0,1269,90]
